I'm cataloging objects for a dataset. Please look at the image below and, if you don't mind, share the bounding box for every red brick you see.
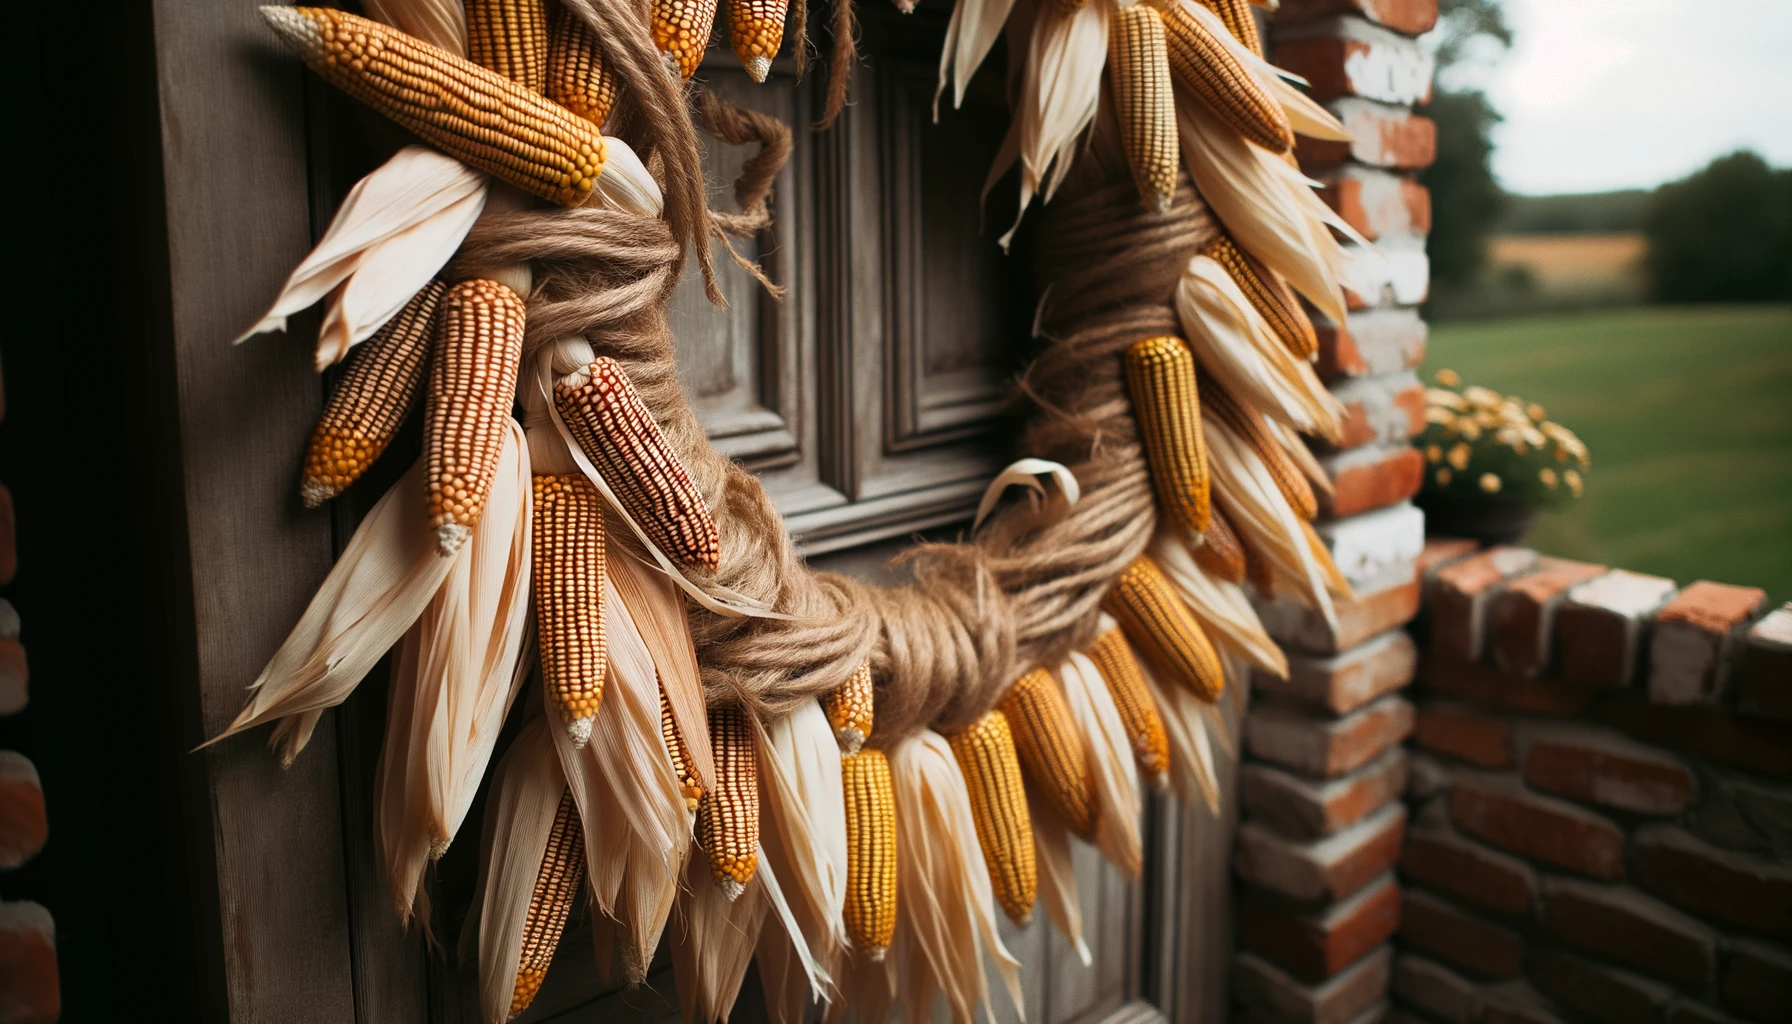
[1720,939,1792,1023]
[1400,888,1524,978]
[1247,697,1415,779]
[1400,826,1537,918]
[1520,726,1692,815]
[1529,946,1674,1024]
[1315,169,1433,244]
[0,638,25,716]
[0,753,45,871]
[1650,581,1769,705]
[1235,946,1392,1024]
[1738,603,1792,721]
[1417,656,1596,717]
[1237,803,1408,904]
[1430,547,1540,662]
[1272,24,1434,106]
[1632,825,1792,941]
[0,901,57,1024]
[1416,538,1478,581]
[0,484,12,587]
[1255,630,1417,717]
[1258,572,1422,656]
[1244,750,1409,841]
[1241,873,1402,981]
[1298,100,1438,170]
[1275,0,1441,35]
[1391,954,1481,1024]
[1557,570,1678,689]
[1323,446,1425,519]
[1481,982,1567,1024]
[1600,694,1792,781]
[1414,703,1512,768]
[1490,558,1609,678]
[1540,878,1717,987]
[1450,775,1624,879]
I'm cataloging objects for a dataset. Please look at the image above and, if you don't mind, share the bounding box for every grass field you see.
[1424,305,1792,603]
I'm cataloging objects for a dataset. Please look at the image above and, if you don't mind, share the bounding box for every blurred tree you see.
[1645,151,1792,302]
[1420,0,1511,311]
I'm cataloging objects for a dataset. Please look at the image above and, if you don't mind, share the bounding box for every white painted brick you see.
[1317,502,1425,588]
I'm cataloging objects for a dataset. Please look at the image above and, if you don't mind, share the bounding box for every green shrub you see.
[1645,151,1792,302]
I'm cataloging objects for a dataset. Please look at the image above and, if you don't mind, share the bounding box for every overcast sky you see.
[1439,0,1792,196]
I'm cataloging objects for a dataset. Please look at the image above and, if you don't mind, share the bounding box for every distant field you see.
[1424,305,1792,603]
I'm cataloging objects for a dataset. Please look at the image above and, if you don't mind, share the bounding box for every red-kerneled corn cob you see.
[260,7,608,207]
[726,0,788,82]
[947,710,1038,925]
[1201,378,1319,520]
[650,0,718,80]
[1203,235,1318,359]
[999,668,1098,839]
[696,704,758,899]
[1103,556,1226,702]
[301,279,444,508]
[1199,0,1262,57]
[425,279,526,554]
[1109,5,1179,214]
[508,788,586,1019]
[1085,628,1171,786]
[841,748,898,960]
[1195,506,1248,584]
[553,358,722,571]
[466,0,548,91]
[662,684,704,811]
[532,474,606,745]
[822,662,875,756]
[1125,335,1212,535]
[1161,3,1291,153]
[546,5,616,127]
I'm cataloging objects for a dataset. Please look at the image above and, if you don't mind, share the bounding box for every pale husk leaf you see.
[362,0,467,54]
[475,715,566,1024]
[1056,653,1143,879]
[1148,531,1288,677]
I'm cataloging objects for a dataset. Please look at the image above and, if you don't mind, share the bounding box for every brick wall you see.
[1228,5,1439,1022]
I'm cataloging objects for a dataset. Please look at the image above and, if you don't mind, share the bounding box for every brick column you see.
[1230,5,1438,1021]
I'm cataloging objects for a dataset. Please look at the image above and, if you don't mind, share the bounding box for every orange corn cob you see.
[726,0,788,82]
[1195,506,1248,584]
[651,0,719,80]
[1204,235,1318,359]
[1125,335,1212,535]
[1199,0,1262,57]
[999,668,1098,839]
[841,748,898,960]
[546,5,617,127]
[301,279,444,508]
[466,0,548,91]
[821,662,875,755]
[532,474,606,745]
[1103,556,1226,702]
[508,788,585,1019]
[948,710,1038,925]
[1084,628,1171,786]
[1162,3,1291,153]
[1243,536,1276,595]
[1110,5,1179,213]
[696,704,759,899]
[1201,378,1318,520]
[662,684,704,811]
[425,279,526,554]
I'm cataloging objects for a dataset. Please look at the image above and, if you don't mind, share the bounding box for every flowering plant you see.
[1415,370,1590,509]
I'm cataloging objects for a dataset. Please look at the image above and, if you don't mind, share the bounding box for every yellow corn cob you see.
[821,662,875,756]
[650,0,718,81]
[546,5,616,127]
[301,280,444,508]
[1125,335,1212,535]
[1199,0,1262,57]
[947,710,1038,925]
[1084,629,1171,787]
[841,748,898,960]
[1194,506,1247,584]
[466,0,547,91]
[1161,3,1291,154]
[425,279,526,554]
[532,474,606,744]
[1102,556,1226,702]
[1203,235,1318,359]
[260,7,607,207]
[998,668,1097,839]
[696,704,758,899]
[726,0,788,82]
[1201,378,1318,520]
[509,788,585,1019]
[1109,5,1179,214]
[662,684,704,811]
[553,358,722,572]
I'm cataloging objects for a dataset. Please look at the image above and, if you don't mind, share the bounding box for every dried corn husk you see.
[1057,652,1143,878]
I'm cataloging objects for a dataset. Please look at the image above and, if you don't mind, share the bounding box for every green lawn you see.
[1424,305,1792,604]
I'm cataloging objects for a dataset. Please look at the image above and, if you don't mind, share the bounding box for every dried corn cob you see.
[1199,0,1262,57]
[260,7,608,207]
[546,5,616,127]
[726,0,788,82]
[662,684,704,811]
[1203,235,1318,359]
[1161,3,1291,153]
[1125,335,1212,535]
[1085,629,1171,786]
[695,704,758,899]
[1243,536,1276,595]
[947,710,1037,925]
[998,668,1097,839]
[1103,556,1226,702]
[841,748,898,960]
[425,279,526,554]
[1201,378,1318,520]
[1195,506,1248,584]
[532,473,606,745]
[509,788,586,1019]
[301,280,444,508]
[1109,5,1179,214]
[822,662,875,755]
[650,0,718,80]
[466,0,547,91]
[553,358,721,571]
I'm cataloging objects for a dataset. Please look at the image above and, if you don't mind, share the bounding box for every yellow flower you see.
[1540,468,1558,488]
[1426,388,1468,411]
[1479,473,1502,493]
[1554,447,1570,462]
[1565,469,1583,497]
[1447,443,1472,471]
[1436,468,1452,486]
[1465,386,1503,410]
[1426,406,1458,427]
[1457,420,1482,441]
[1527,403,1547,422]
[1426,445,1443,464]
[1434,368,1461,387]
